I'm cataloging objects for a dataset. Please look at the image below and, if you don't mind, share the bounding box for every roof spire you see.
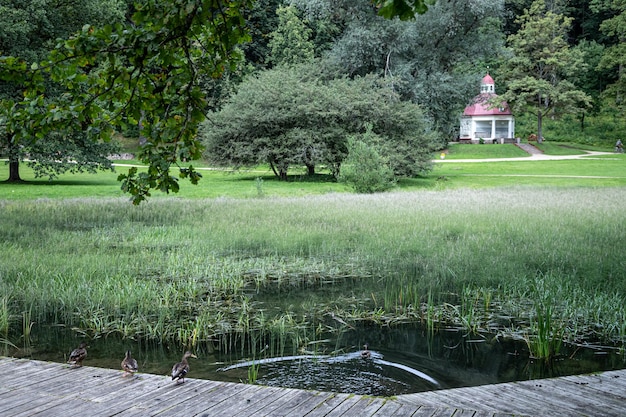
[480,73,495,94]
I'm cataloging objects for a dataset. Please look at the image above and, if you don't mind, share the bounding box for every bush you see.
[338,131,396,193]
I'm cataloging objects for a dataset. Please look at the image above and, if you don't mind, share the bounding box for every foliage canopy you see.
[201,62,438,182]
[1,0,253,204]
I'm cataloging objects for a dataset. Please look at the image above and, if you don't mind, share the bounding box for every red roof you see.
[463,93,512,116]
[482,74,494,84]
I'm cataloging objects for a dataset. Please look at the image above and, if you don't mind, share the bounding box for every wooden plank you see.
[359,398,404,417]
[562,371,626,397]
[202,385,285,416]
[118,379,227,415]
[388,403,429,417]
[1,357,624,417]
[2,360,73,388]
[191,386,289,417]
[399,386,498,413]
[327,396,385,417]
[2,391,48,416]
[305,393,363,417]
[300,392,356,417]
[151,379,251,415]
[404,385,537,416]
[528,375,626,411]
[446,409,477,417]
[3,392,67,416]
[485,382,566,416]
[28,396,129,417]
[272,390,337,417]
[407,405,441,416]
[16,396,100,417]
[185,384,281,416]
[511,379,625,416]
[247,388,319,417]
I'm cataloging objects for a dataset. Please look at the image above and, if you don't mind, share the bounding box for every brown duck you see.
[361,343,371,359]
[68,342,88,367]
[121,350,139,376]
[171,351,197,384]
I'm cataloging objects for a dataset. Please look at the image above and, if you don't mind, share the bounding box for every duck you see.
[171,351,197,384]
[361,343,371,359]
[68,342,88,367]
[121,350,139,377]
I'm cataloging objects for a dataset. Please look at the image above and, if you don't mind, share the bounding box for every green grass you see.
[443,143,531,159]
[431,158,626,187]
[1,188,625,356]
[0,163,351,200]
[1,140,626,358]
[533,142,587,155]
[3,142,626,200]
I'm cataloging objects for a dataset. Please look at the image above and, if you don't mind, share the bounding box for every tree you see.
[201,62,437,180]
[0,0,433,203]
[1,0,253,204]
[0,0,126,182]
[593,0,626,112]
[268,6,315,66]
[339,128,396,193]
[240,0,282,69]
[498,0,592,143]
[373,0,437,20]
[315,0,506,139]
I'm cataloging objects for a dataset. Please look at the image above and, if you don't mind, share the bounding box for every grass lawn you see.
[443,143,531,159]
[2,142,625,200]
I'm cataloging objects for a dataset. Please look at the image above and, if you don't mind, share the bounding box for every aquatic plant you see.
[0,188,624,358]
[0,297,10,339]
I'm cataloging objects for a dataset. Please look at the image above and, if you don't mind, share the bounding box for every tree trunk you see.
[6,133,23,182]
[579,112,585,131]
[306,164,315,176]
[537,95,544,144]
[8,159,22,182]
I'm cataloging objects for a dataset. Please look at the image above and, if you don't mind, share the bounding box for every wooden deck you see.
[1,357,624,416]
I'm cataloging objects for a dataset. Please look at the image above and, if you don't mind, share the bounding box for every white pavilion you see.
[459,74,515,143]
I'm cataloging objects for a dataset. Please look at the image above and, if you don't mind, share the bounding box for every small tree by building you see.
[498,0,591,143]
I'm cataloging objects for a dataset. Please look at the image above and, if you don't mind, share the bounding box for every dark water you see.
[5,324,624,397]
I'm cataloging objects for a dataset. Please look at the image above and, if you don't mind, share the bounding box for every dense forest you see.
[1,0,625,198]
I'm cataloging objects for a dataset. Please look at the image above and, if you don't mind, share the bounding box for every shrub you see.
[338,131,395,193]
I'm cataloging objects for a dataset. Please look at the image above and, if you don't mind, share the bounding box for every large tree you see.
[201,62,438,180]
[297,0,505,140]
[498,0,592,143]
[1,0,253,204]
[0,0,433,202]
[593,0,626,112]
[0,0,125,182]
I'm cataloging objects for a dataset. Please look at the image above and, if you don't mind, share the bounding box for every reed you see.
[21,308,33,351]
[526,302,563,362]
[0,296,8,334]
[0,188,624,356]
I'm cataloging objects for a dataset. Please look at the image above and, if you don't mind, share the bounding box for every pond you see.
[5,323,624,397]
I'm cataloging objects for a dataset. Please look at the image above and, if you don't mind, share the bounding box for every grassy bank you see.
[1,188,625,359]
[2,143,625,200]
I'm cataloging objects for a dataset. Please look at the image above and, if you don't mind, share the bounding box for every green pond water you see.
[4,324,624,397]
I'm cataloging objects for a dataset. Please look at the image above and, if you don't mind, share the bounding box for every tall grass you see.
[1,188,625,355]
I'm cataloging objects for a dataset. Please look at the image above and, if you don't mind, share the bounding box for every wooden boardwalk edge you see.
[1,357,624,416]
